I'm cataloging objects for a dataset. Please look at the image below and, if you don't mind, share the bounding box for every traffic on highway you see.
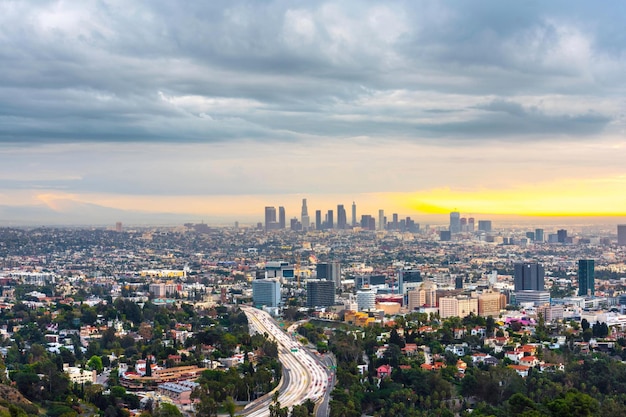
[241,306,331,417]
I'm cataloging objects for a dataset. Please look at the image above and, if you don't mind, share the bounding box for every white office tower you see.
[357,288,376,311]
[351,202,357,227]
[378,209,385,231]
[301,198,310,230]
[488,270,498,286]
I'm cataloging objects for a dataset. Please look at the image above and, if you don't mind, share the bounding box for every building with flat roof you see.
[449,211,460,234]
[578,259,595,297]
[439,296,478,319]
[513,290,550,306]
[357,288,376,311]
[618,225,626,245]
[306,279,335,308]
[478,290,505,318]
[514,263,545,291]
[478,220,492,232]
[64,365,96,384]
[317,262,341,287]
[252,279,281,307]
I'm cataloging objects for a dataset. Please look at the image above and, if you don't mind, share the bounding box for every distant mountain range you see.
[0,200,184,226]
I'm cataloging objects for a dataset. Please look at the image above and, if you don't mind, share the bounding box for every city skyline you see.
[1,2,626,225]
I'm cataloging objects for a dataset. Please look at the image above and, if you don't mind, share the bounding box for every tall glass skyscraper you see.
[337,204,347,229]
[449,211,461,234]
[278,206,285,229]
[578,259,595,297]
[514,262,545,291]
[264,206,276,231]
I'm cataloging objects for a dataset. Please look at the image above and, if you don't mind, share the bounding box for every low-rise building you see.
[64,364,96,384]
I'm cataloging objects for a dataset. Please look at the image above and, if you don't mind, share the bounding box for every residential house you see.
[508,364,530,378]
[376,364,392,379]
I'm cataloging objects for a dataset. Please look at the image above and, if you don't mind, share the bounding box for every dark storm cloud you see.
[0,0,623,145]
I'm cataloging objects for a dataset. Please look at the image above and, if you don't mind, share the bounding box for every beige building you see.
[64,365,96,384]
[537,303,564,322]
[477,290,505,318]
[439,296,478,319]
[407,282,437,311]
[376,302,401,315]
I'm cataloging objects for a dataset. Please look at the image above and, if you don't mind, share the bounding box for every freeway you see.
[241,306,330,417]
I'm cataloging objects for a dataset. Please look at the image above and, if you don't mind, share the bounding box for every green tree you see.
[87,355,103,373]
[224,396,236,417]
[547,390,597,417]
[269,391,288,417]
[508,392,537,415]
[154,403,182,417]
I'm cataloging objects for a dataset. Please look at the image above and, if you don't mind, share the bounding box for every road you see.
[95,369,110,386]
[241,307,330,417]
[286,318,336,417]
[315,353,336,417]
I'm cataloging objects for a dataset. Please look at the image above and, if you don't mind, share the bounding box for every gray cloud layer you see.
[0,0,624,145]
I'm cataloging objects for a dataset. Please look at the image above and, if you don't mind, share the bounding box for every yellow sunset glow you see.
[25,175,626,223]
[399,176,626,216]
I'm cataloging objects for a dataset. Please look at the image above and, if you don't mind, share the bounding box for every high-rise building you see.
[337,204,347,229]
[557,229,567,243]
[378,209,385,231]
[440,230,451,241]
[356,288,376,311]
[460,217,467,232]
[618,225,626,245]
[455,276,464,289]
[468,218,475,232]
[290,218,302,231]
[252,279,281,307]
[535,228,544,243]
[526,231,535,241]
[392,213,399,230]
[115,222,123,233]
[578,259,595,297]
[514,263,545,291]
[315,210,322,230]
[301,199,310,230]
[317,262,341,287]
[351,202,357,227]
[306,280,335,308]
[326,210,334,229]
[361,215,375,230]
[264,206,277,231]
[278,206,286,229]
[398,270,422,294]
[477,220,492,232]
[449,211,461,234]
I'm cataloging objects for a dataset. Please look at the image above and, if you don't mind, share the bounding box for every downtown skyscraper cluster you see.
[263,199,419,232]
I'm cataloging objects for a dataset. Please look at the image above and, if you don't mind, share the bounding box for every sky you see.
[1,1,626,225]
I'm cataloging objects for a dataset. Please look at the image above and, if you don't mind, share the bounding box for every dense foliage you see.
[0,299,281,417]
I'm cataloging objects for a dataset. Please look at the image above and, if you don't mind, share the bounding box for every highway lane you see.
[241,306,330,417]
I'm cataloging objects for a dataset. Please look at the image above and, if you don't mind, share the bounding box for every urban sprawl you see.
[2,205,626,417]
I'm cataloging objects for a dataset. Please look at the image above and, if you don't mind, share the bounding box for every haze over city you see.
[1,1,626,225]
